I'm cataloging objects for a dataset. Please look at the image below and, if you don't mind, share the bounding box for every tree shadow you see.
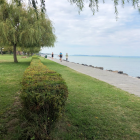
[0,61,30,67]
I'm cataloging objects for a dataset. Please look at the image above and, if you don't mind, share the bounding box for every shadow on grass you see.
[17,62,31,66]
[0,62,30,66]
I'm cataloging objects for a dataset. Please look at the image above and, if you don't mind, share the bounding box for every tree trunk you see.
[1,48,3,55]
[27,52,29,56]
[13,44,18,63]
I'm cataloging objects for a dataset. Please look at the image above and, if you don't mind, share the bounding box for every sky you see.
[40,0,140,56]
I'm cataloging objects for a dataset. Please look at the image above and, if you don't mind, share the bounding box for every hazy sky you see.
[41,0,140,56]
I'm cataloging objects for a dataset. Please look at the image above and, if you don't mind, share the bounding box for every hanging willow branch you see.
[1,0,139,14]
[69,0,140,16]
[3,0,138,18]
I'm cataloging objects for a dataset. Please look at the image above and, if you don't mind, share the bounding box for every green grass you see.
[0,55,140,140]
[40,57,140,140]
[0,55,31,139]
[0,55,31,114]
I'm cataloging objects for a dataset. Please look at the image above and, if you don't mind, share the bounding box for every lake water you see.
[49,55,140,78]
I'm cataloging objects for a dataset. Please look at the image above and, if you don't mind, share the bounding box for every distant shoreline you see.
[44,55,140,78]
[71,55,140,58]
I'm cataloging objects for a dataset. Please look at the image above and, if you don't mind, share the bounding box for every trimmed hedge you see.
[20,56,68,139]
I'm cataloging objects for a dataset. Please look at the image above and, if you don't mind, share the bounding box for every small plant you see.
[20,56,68,139]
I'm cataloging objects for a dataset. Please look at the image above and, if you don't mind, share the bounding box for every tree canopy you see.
[69,0,140,15]
[24,0,140,16]
[0,0,56,62]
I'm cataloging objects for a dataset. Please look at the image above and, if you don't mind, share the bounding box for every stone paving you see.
[47,57,140,97]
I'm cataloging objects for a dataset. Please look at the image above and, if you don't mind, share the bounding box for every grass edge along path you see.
[41,57,140,140]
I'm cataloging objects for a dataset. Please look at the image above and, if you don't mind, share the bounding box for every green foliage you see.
[69,0,140,16]
[0,1,56,47]
[14,0,140,16]
[2,46,13,54]
[20,56,68,139]
[0,1,56,62]
[19,46,41,55]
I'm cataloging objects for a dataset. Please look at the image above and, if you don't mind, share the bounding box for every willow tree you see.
[69,0,140,15]
[0,0,56,62]
[23,0,140,16]
[18,46,41,56]
[2,46,13,54]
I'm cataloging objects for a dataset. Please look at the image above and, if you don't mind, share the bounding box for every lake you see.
[48,54,140,78]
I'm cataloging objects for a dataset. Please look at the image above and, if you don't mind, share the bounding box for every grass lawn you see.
[0,55,140,140]
[0,55,31,139]
[41,57,140,140]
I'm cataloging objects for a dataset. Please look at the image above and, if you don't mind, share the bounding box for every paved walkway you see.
[47,57,140,97]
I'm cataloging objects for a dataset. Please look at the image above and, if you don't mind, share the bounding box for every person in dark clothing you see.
[59,52,62,62]
[52,52,54,59]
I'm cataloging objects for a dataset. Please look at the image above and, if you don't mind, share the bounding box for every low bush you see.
[20,56,68,139]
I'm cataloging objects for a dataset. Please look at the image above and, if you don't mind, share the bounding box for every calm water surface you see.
[52,55,140,77]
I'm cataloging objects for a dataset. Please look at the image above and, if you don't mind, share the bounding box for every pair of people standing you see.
[59,52,68,62]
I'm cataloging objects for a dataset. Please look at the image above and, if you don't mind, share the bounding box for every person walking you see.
[52,52,54,59]
[59,52,63,62]
[66,53,68,61]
